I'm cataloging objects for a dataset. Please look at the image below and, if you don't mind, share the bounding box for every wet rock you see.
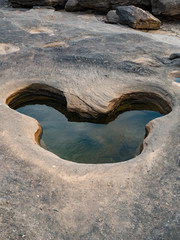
[105,10,120,24]
[65,0,84,11]
[9,0,67,7]
[116,5,161,29]
[151,0,180,18]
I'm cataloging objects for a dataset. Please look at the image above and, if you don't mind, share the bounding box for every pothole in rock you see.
[28,27,54,35]
[170,71,180,84]
[6,84,172,164]
[0,43,20,55]
[174,78,180,83]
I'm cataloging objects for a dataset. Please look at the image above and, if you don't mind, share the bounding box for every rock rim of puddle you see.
[0,2,180,240]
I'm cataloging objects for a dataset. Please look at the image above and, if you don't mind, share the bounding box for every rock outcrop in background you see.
[151,0,180,18]
[9,0,180,18]
[9,0,67,7]
[78,0,151,11]
[116,6,161,29]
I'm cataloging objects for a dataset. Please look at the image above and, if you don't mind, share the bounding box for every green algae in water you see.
[17,104,162,164]
[174,78,180,83]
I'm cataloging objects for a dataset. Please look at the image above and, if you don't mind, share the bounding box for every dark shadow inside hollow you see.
[6,84,172,123]
[6,83,172,164]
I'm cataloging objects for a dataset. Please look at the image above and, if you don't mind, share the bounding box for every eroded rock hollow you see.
[0,0,180,239]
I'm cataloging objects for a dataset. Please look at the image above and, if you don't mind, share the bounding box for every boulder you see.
[110,0,151,9]
[9,0,67,7]
[105,10,120,24]
[65,0,84,11]
[151,0,180,18]
[116,5,161,29]
[78,0,111,12]
[78,0,151,12]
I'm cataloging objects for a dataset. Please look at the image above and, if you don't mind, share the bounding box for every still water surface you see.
[174,77,180,83]
[17,104,162,164]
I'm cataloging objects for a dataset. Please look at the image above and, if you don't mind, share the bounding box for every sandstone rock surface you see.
[116,5,161,29]
[0,1,180,240]
[151,0,180,18]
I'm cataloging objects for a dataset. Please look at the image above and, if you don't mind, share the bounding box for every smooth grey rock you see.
[116,5,161,29]
[65,0,84,11]
[9,0,67,7]
[151,0,180,18]
[106,10,120,24]
[0,4,180,240]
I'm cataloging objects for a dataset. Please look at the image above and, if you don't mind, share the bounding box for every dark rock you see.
[9,0,67,7]
[65,0,84,11]
[78,0,111,12]
[110,0,151,10]
[151,0,180,18]
[116,5,161,29]
[169,53,180,60]
[78,0,151,12]
[105,10,120,24]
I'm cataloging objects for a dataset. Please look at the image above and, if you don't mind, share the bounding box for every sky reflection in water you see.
[17,104,162,164]
[174,77,180,83]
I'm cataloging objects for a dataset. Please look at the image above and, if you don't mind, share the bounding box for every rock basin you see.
[0,2,180,240]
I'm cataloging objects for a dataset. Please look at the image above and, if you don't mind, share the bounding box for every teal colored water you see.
[17,104,162,164]
[174,77,180,83]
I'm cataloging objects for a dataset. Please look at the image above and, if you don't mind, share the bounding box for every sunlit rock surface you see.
[0,1,180,239]
[116,5,161,29]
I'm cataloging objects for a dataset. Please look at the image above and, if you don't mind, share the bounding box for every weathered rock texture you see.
[116,5,161,29]
[151,0,180,18]
[65,0,84,11]
[169,53,180,60]
[9,0,67,7]
[8,0,180,19]
[9,0,152,11]
[0,1,180,240]
[78,0,151,12]
[106,10,120,24]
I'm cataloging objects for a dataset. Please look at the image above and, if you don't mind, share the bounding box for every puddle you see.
[16,102,162,164]
[174,77,180,83]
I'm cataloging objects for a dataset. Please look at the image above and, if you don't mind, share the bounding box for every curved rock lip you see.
[6,83,172,122]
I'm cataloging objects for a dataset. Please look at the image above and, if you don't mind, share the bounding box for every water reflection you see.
[17,103,162,163]
[174,78,180,83]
